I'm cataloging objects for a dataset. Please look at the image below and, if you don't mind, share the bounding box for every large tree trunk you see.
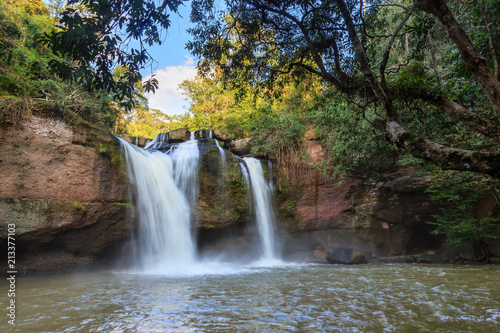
[386,120,500,177]
[336,0,500,176]
[415,0,500,118]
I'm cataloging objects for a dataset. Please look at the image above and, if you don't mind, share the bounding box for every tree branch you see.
[387,120,500,177]
[335,0,399,121]
[481,0,498,78]
[415,0,500,118]
[380,3,416,92]
[426,33,443,90]
[427,96,500,142]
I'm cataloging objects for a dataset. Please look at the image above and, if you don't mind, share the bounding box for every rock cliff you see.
[2,115,495,275]
[274,140,444,262]
[0,112,132,275]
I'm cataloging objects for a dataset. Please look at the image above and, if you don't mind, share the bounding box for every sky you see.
[140,0,198,116]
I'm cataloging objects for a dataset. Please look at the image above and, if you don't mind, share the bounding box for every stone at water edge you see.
[326,248,367,264]
[228,138,253,156]
[212,129,231,142]
[168,128,191,142]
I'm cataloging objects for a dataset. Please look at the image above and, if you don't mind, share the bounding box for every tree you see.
[46,0,184,110]
[188,0,500,177]
[425,169,500,260]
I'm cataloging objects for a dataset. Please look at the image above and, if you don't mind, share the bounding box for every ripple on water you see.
[1,264,499,332]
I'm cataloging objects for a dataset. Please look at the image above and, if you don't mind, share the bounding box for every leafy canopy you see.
[47,0,185,110]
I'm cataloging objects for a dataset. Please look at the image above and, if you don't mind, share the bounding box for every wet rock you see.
[119,134,132,143]
[193,129,231,142]
[136,136,147,147]
[488,257,500,265]
[168,128,191,142]
[228,138,253,156]
[326,248,367,264]
[196,141,249,229]
[194,129,212,140]
[415,253,447,264]
[379,255,417,263]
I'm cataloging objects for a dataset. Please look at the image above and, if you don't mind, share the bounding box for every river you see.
[2,264,499,332]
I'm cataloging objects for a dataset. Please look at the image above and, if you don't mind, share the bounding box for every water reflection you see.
[1,264,499,332]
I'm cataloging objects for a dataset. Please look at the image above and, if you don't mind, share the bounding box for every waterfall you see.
[210,130,226,167]
[243,157,278,261]
[119,132,284,274]
[144,132,168,150]
[239,161,250,187]
[172,134,199,216]
[119,137,198,274]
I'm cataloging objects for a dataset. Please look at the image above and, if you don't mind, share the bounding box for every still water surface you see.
[2,264,499,332]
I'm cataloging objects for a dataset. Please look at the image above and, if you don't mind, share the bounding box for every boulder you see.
[326,248,367,264]
[192,129,230,142]
[119,134,132,144]
[168,128,191,142]
[212,129,231,142]
[194,129,212,140]
[137,136,147,147]
[228,137,253,156]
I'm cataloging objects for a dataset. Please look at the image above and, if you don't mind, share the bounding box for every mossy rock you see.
[197,140,249,229]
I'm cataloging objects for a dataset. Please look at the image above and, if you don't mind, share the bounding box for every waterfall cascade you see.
[242,158,278,261]
[119,137,198,274]
[119,131,281,274]
[210,130,226,168]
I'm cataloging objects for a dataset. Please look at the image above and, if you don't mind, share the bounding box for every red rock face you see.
[296,178,359,231]
[0,117,128,203]
[287,141,361,231]
[277,140,445,261]
[0,116,132,275]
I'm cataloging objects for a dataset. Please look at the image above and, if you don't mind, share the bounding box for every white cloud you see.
[145,58,197,116]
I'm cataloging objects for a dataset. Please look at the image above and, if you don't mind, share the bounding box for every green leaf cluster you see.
[250,103,306,159]
[425,169,500,257]
[0,0,120,131]
[46,0,184,110]
[311,93,396,177]
[0,0,57,96]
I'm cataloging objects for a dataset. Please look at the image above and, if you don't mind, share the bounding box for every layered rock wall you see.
[0,115,132,275]
[274,140,443,262]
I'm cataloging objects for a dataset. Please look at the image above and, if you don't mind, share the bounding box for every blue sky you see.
[141,0,198,116]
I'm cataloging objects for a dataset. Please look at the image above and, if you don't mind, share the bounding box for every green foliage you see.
[312,93,396,177]
[46,0,184,110]
[425,169,500,257]
[0,0,59,96]
[250,103,306,159]
[115,106,174,138]
[0,0,120,132]
[178,74,255,136]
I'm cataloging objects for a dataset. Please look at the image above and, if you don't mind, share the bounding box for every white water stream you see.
[119,138,197,274]
[243,157,278,261]
[209,130,226,168]
[119,133,281,274]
